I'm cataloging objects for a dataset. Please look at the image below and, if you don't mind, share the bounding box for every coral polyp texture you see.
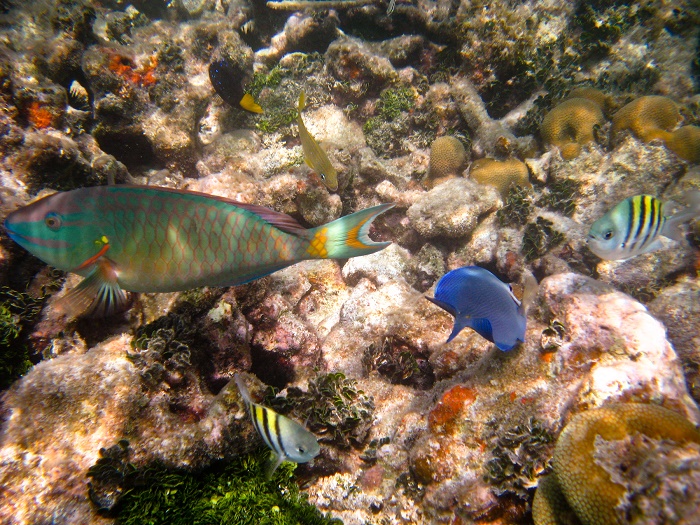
[611,95,681,143]
[1,0,700,524]
[426,136,468,188]
[469,157,531,196]
[540,97,605,160]
[533,403,700,525]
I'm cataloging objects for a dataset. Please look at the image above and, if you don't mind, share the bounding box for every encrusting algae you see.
[469,157,531,197]
[532,403,700,525]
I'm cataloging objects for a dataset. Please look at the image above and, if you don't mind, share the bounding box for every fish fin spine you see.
[305,204,393,259]
[54,259,129,318]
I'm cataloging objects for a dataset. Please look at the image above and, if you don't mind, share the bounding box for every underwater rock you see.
[407,177,501,239]
[0,336,142,525]
[326,36,398,99]
[256,13,340,65]
[649,278,700,403]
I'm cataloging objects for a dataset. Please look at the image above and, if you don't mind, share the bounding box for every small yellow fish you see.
[297,91,338,191]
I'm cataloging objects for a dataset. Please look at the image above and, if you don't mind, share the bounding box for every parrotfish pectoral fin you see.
[54,259,129,318]
[305,204,393,259]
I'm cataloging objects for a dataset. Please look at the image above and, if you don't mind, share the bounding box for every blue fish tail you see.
[305,204,393,259]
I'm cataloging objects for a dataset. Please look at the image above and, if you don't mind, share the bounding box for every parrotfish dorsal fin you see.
[233,202,309,236]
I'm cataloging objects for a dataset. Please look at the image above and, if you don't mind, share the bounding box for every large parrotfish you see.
[4,185,392,317]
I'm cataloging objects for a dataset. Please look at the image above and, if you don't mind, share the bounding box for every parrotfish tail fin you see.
[298,91,306,113]
[304,204,394,260]
[265,452,285,479]
[661,190,700,242]
[54,260,129,318]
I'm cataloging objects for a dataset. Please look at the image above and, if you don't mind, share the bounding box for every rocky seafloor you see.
[0,0,700,524]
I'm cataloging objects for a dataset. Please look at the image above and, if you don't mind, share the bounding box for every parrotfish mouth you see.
[3,219,70,249]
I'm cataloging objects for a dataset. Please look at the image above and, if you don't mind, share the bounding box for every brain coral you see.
[611,95,681,143]
[533,403,700,525]
[541,97,605,160]
[567,87,613,114]
[469,157,531,196]
[426,136,467,188]
[667,125,700,163]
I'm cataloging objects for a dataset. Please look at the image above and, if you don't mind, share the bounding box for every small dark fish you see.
[209,59,262,114]
[427,266,537,351]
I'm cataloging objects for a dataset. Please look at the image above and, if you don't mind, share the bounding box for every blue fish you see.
[427,266,537,351]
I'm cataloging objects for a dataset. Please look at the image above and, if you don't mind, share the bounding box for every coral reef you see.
[533,403,700,525]
[0,0,699,523]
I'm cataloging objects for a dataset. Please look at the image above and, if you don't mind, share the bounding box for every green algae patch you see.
[0,287,45,389]
[115,448,340,525]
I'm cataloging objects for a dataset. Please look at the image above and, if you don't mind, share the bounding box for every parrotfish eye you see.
[44,212,62,231]
[319,173,326,180]
[297,446,306,454]
[603,230,613,240]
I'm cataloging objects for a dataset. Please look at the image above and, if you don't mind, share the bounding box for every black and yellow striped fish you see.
[588,193,700,260]
[234,374,320,476]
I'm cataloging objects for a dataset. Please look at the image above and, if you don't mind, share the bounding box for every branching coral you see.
[469,157,531,196]
[541,97,605,160]
[532,403,700,525]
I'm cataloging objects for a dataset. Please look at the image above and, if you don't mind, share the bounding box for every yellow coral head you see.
[612,95,681,143]
[469,157,531,196]
[427,136,467,188]
[541,98,605,160]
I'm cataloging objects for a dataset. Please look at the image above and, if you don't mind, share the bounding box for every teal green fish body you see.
[234,374,319,477]
[4,185,391,316]
[588,192,700,260]
[297,91,338,191]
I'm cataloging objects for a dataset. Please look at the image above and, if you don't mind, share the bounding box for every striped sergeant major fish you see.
[588,192,700,260]
[3,185,392,317]
[234,374,320,477]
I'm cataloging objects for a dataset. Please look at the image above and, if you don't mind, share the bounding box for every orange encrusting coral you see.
[428,385,477,433]
[108,53,157,87]
[26,101,55,129]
